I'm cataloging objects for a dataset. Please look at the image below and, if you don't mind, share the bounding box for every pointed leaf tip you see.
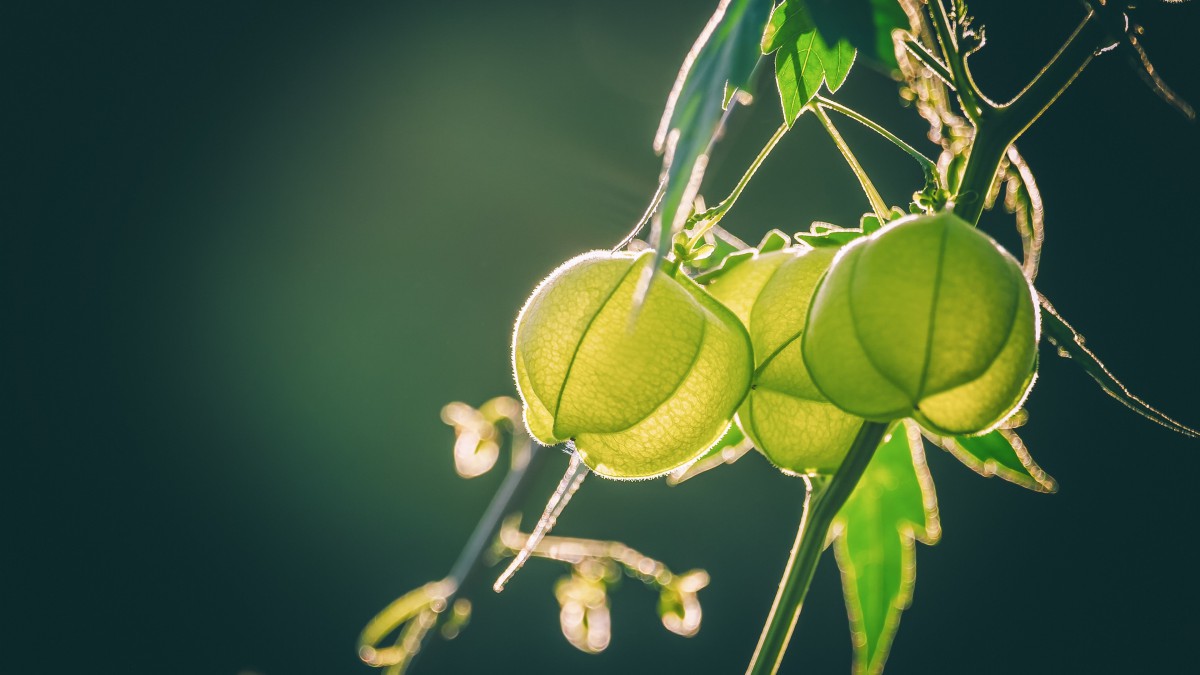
[834,421,939,675]
[929,427,1057,493]
[1039,295,1199,439]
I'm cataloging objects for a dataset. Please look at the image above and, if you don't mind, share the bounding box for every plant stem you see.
[814,95,939,181]
[810,105,889,221]
[686,122,788,244]
[746,421,890,675]
[901,35,955,89]
[950,128,1010,227]
[954,11,1105,227]
[399,440,551,672]
[997,11,1107,144]
[927,0,991,121]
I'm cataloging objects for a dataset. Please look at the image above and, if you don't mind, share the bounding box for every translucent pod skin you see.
[707,247,863,474]
[802,211,1040,436]
[512,250,754,479]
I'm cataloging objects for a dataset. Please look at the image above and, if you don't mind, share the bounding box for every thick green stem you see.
[746,421,890,675]
[686,122,788,243]
[810,105,889,221]
[950,130,1010,227]
[954,11,1105,226]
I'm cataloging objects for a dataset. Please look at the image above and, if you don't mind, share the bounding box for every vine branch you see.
[954,10,1107,226]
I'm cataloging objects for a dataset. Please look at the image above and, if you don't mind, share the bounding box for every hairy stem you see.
[810,105,889,221]
[746,421,889,675]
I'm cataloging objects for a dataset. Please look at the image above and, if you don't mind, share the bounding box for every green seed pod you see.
[707,246,863,474]
[802,211,1040,436]
[512,250,753,479]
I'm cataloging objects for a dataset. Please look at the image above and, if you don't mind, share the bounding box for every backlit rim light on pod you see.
[511,249,752,481]
[802,212,1041,436]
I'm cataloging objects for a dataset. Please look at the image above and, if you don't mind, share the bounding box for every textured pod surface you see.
[707,247,862,474]
[803,212,1039,435]
[513,250,753,479]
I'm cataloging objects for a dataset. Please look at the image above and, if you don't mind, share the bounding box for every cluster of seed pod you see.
[499,210,1040,588]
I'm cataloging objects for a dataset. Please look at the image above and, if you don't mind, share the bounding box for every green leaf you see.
[805,0,909,70]
[833,420,940,675]
[761,0,856,126]
[1039,295,1199,439]
[653,0,772,262]
[929,428,1057,493]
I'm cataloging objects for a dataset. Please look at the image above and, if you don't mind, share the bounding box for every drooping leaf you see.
[1039,294,1199,438]
[927,427,1057,493]
[761,0,856,126]
[652,0,773,262]
[833,420,940,675]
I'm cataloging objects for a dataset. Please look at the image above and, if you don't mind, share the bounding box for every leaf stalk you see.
[809,105,889,221]
[815,95,940,185]
[686,122,789,243]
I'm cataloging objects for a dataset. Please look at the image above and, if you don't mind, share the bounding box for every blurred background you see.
[7,1,1200,673]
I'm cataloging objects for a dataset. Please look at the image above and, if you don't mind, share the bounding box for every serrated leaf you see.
[928,428,1057,493]
[762,0,856,126]
[806,0,909,70]
[833,420,940,675]
[1039,294,1199,439]
[652,0,772,262]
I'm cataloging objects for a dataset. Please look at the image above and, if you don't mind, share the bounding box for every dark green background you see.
[8,1,1199,673]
